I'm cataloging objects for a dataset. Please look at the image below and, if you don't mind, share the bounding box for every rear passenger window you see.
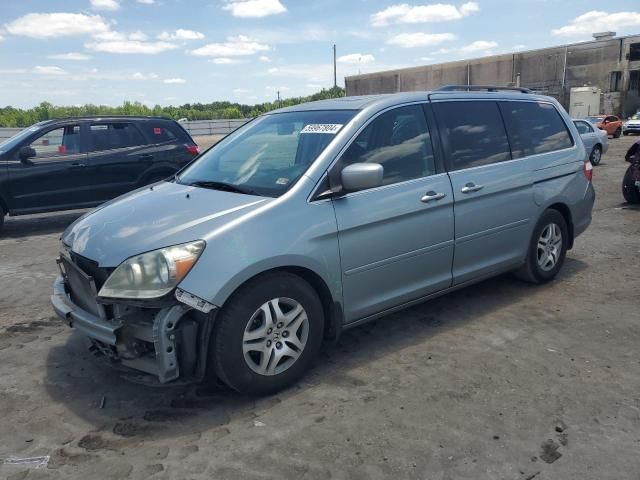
[433,101,511,171]
[500,102,573,158]
[574,121,592,134]
[340,104,436,187]
[147,124,178,143]
[89,123,146,152]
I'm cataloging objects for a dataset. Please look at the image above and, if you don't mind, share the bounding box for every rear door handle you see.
[460,182,484,194]
[69,162,86,170]
[421,191,446,203]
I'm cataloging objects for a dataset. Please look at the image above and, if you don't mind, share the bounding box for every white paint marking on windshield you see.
[300,124,343,134]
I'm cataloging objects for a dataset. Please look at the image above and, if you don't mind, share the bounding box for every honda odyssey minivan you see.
[52,86,595,395]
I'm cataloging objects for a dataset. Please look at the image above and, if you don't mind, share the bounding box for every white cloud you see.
[210,57,243,64]
[158,29,204,41]
[132,72,159,80]
[90,0,121,11]
[48,52,93,61]
[128,31,149,41]
[5,13,110,39]
[137,0,155,4]
[259,55,271,62]
[513,44,527,51]
[33,65,68,75]
[552,10,640,37]
[386,32,456,48]
[223,0,286,18]
[371,2,479,27]
[86,39,178,54]
[164,78,186,84]
[189,35,269,57]
[337,53,376,64]
[460,40,498,52]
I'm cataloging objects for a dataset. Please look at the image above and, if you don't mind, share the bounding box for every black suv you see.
[0,116,200,231]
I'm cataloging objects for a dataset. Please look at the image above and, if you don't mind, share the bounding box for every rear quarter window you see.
[500,101,573,158]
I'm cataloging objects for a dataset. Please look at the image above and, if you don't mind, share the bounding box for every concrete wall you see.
[345,34,640,117]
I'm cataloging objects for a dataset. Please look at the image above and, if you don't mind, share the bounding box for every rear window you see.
[145,122,190,143]
[500,101,573,158]
[433,101,511,171]
[89,123,146,151]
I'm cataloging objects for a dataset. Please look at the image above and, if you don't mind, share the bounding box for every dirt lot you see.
[0,136,639,480]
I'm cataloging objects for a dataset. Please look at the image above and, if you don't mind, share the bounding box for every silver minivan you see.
[52,86,595,395]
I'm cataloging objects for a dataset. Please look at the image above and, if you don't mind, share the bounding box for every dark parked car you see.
[0,116,199,232]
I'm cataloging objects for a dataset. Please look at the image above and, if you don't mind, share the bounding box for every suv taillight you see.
[186,144,200,156]
[583,160,593,182]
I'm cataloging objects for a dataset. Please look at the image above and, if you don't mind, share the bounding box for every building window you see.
[609,71,622,91]
[630,71,639,94]
[630,43,640,62]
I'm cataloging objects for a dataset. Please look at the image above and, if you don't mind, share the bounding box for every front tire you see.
[589,145,602,166]
[211,272,324,395]
[614,127,622,139]
[0,204,4,233]
[515,209,568,284]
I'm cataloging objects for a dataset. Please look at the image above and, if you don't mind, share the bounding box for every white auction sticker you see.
[301,124,343,134]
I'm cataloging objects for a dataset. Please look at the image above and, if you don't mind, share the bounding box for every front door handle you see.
[421,191,446,203]
[460,182,484,194]
[69,162,86,170]
[139,154,154,161]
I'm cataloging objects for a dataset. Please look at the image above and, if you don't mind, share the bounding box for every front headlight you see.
[99,241,205,300]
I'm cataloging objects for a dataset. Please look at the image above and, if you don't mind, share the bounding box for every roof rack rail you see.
[434,85,532,93]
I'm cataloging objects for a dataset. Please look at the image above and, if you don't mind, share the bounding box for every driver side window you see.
[29,125,81,159]
[340,104,436,188]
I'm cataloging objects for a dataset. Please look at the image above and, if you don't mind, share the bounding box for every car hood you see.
[626,119,640,126]
[62,181,271,267]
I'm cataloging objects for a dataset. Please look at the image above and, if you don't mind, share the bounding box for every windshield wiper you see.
[186,180,257,196]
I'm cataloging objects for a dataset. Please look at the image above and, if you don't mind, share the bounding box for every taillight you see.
[186,144,200,156]
[583,160,593,182]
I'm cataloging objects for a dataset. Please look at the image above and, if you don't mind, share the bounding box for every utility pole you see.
[277,90,281,108]
[333,44,337,89]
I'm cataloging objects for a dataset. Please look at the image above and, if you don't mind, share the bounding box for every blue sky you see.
[1,0,639,108]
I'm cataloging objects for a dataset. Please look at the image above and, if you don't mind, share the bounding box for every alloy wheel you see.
[537,223,563,271]
[242,297,309,376]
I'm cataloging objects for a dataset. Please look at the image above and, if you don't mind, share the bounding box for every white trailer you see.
[569,87,601,118]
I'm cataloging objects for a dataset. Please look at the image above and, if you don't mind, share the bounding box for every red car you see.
[586,115,623,138]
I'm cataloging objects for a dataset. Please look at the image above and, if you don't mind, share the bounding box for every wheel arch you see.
[546,202,574,249]
[215,265,343,341]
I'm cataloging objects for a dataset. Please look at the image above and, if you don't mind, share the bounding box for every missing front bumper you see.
[51,275,209,384]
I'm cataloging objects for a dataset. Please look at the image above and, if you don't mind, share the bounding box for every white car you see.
[574,119,609,166]
[623,113,640,136]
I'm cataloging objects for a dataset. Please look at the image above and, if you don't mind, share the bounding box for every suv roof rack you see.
[434,85,532,93]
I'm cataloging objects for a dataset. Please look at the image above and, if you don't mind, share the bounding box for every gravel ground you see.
[0,135,639,480]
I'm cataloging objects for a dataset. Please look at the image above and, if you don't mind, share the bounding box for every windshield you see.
[0,124,43,153]
[630,114,640,120]
[177,110,356,197]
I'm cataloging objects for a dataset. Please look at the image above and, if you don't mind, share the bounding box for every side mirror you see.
[19,146,36,162]
[341,163,383,192]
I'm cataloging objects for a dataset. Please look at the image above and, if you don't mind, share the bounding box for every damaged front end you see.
[51,249,216,384]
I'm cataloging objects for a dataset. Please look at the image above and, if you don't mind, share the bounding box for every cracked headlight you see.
[99,241,205,300]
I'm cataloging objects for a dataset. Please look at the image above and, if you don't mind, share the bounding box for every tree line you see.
[0,87,346,128]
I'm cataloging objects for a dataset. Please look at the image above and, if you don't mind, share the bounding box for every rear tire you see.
[0,204,4,233]
[211,272,324,395]
[623,131,629,136]
[589,145,602,166]
[614,127,622,139]
[622,165,640,204]
[515,209,568,284]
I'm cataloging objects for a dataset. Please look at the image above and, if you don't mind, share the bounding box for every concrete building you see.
[345,33,640,117]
